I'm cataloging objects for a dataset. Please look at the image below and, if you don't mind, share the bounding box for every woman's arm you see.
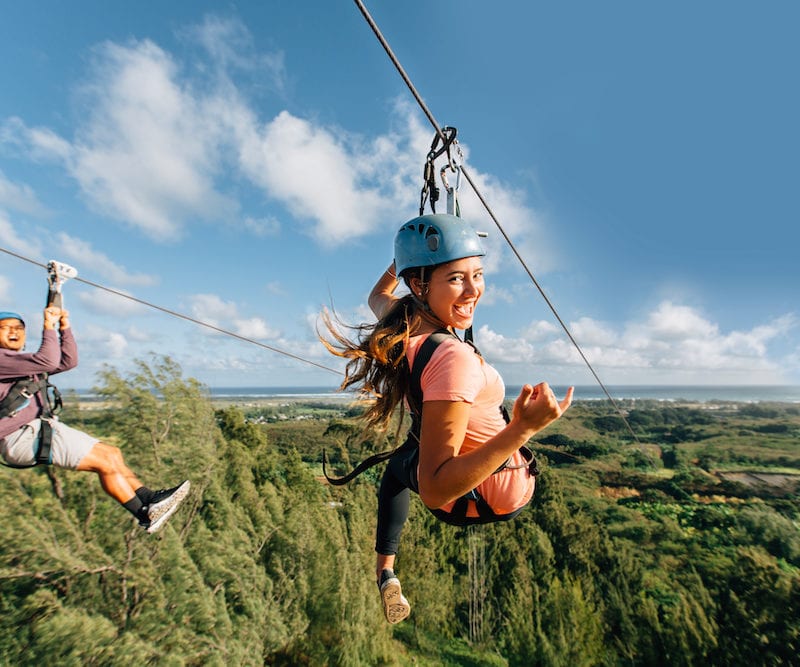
[417,383,573,509]
[368,263,400,319]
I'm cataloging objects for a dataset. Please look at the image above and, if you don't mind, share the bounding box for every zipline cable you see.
[0,246,344,377]
[353,0,640,443]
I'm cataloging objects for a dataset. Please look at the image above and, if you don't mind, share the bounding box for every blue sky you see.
[0,1,797,390]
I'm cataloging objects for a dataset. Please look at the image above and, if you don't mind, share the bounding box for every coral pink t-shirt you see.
[406,333,535,517]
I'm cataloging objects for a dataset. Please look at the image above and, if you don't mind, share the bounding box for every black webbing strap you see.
[36,419,53,465]
[322,437,414,486]
[321,328,539,494]
[0,377,41,419]
[406,329,458,422]
[0,374,60,468]
[419,127,458,216]
[322,330,456,486]
[0,419,55,469]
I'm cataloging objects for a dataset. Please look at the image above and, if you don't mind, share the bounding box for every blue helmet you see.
[394,214,486,276]
[0,311,24,326]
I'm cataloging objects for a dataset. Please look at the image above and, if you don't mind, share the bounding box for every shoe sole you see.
[146,480,191,534]
[381,579,411,624]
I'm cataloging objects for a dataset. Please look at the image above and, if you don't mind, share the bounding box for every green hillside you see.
[1,358,797,665]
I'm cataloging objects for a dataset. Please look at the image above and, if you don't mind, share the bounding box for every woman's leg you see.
[374,448,417,624]
[375,447,418,577]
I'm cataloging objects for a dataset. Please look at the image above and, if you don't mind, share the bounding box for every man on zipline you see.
[0,306,189,533]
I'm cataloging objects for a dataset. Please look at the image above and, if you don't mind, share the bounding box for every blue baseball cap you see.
[0,312,25,326]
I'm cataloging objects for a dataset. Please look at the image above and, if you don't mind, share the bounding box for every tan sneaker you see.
[379,570,411,624]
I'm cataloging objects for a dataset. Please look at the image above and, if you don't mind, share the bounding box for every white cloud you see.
[0,212,43,259]
[0,117,72,162]
[480,285,515,306]
[477,301,797,385]
[0,275,10,301]
[454,170,554,276]
[1,21,547,268]
[76,287,148,317]
[569,316,617,346]
[243,216,280,237]
[188,292,280,340]
[181,15,287,93]
[56,232,158,287]
[264,281,286,296]
[236,110,391,245]
[475,326,536,363]
[233,316,280,340]
[125,325,153,343]
[189,293,239,323]
[523,319,560,341]
[4,42,234,241]
[0,171,48,216]
[638,301,718,341]
[80,324,129,359]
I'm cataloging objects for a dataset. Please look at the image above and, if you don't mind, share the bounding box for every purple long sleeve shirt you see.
[0,328,78,438]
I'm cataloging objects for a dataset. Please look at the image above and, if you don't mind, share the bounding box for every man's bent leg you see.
[76,441,144,505]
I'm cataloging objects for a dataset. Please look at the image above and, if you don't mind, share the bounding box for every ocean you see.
[68,385,800,404]
[205,385,800,404]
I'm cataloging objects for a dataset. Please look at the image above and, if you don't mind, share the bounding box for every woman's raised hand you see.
[511,382,574,437]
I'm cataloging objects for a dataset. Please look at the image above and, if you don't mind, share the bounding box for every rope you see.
[353,0,641,443]
[468,526,487,644]
[0,246,344,377]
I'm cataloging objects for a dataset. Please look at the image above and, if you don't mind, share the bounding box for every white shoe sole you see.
[146,480,191,534]
[380,578,411,624]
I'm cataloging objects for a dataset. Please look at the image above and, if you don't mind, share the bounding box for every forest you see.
[0,356,798,666]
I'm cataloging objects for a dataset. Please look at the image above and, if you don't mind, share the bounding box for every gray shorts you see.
[0,418,97,470]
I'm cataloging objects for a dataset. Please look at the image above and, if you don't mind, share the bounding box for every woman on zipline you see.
[323,213,573,623]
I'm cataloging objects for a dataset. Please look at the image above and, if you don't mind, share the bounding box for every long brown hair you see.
[320,269,445,433]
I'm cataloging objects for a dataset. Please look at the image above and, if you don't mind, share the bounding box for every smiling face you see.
[0,318,26,351]
[414,256,485,330]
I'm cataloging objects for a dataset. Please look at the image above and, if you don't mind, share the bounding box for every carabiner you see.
[440,146,462,216]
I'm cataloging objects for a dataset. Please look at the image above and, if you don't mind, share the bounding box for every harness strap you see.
[0,378,40,419]
[323,436,415,486]
[36,419,54,465]
[322,328,539,492]
[407,329,457,426]
[0,374,61,468]
[323,329,457,486]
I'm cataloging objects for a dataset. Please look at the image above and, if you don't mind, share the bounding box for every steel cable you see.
[353,0,640,442]
[0,246,344,377]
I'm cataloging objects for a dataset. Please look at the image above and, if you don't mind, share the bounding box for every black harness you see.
[0,375,62,467]
[323,329,539,524]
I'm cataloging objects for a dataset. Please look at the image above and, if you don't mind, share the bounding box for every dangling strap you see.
[322,329,457,485]
[322,436,415,486]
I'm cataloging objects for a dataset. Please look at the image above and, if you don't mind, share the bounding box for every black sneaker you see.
[143,480,190,534]
[379,569,410,624]
[136,507,152,531]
